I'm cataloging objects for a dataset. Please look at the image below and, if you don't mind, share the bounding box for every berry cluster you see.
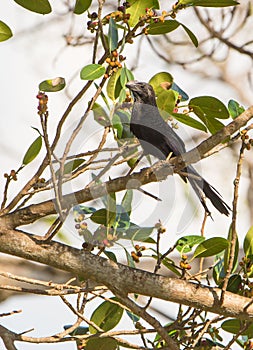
[131,244,146,263]
[36,92,48,116]
[87,12,98,33]
[179,254,191,270]
[4,169,17,181]
[33,178,46,190]
[155,221,166,234]
[104,50,126,79]
[238,256,253,297]
[117,2,131,13]
[74,209,118,250]
[105,51,123,69]
[241,129,253,150]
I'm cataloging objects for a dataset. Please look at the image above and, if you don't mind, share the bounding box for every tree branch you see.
[1,229,253,322]
[2,105,253,229]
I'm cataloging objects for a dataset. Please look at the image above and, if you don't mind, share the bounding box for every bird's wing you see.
[130,103,186,158]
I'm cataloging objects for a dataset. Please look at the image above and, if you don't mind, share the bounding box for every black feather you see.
[126,80,230,216]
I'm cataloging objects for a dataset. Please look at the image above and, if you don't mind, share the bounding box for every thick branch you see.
[1,229,253,322]
[2,105,253,229]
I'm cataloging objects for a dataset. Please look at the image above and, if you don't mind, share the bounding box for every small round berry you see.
[90,12,98,19]
[118,6,125,12]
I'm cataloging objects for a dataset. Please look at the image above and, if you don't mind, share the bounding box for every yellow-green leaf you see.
[149,72,174,95]
[221,319,253,337]
[14,0,51,14]
[89,298,123,334]
[0,21,13,42]
[126,0,159,27]
[148,20,180,35]
[193,237,229,259]
[86,337,118,350]
[39,77,65,92]
[74,0,92,14]
[22,136,42,165]
[179,0,239,7]
[80,64,105,80]
[108,17,118,52]
[106,68,122,100]
[243,225,253,257]
[55,159,85,177]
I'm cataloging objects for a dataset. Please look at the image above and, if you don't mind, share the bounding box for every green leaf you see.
[114,205,130,230]
[108,17,118,52]
[148,20,180,35]
[180,23,198,47]
[89,298,123,333]
[94,82,110,110]
[156,90,177,115]
[118,87,127,104]
[243,225,253,257]
[226,274,242,293]
[22,136,42,165]
[172,113,207,132]
[176,235,205,254]
[55,159,85,176]
[122,245,136,268]
[126,0,160,27]
[189,96,229,119]
[221,319,253,337]
[39,77,65,92]
[121,190,133,216]
[107,193,116,228]
[158,256,181,276]
[213,254,225,285]
[80,64,105,80]
[92,102,110,127]
[90,209,107,226]
[193,237,229,259]
[86,337,118,350]
[189,96,229,133]
[103,250,117,263]
[112,113,123,138]
[106,68,123,100]
[228,99,245,119]
[206,118,225,134]
[74,0,92,14]
[0,21,13,42]
[149,72,174,95]
[179,0,239,7]
[120,67,134,87]
[122,224,155,242]
[149,20,198,47]
[112,110,132,140]
[78,228,94,244]
[14,0,51,14]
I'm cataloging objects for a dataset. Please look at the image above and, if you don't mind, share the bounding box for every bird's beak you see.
[125,80,138,91]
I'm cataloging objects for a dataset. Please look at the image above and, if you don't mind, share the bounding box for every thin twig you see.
[114,293,179,350]
[0,310,22,318]
[221,138,246,303]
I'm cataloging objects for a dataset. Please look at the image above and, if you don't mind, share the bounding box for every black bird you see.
[126,80,230,216]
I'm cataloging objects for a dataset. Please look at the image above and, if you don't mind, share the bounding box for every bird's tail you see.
[186,166,230,217]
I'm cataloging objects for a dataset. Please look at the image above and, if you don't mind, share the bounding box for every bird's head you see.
[126,81,157,105]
